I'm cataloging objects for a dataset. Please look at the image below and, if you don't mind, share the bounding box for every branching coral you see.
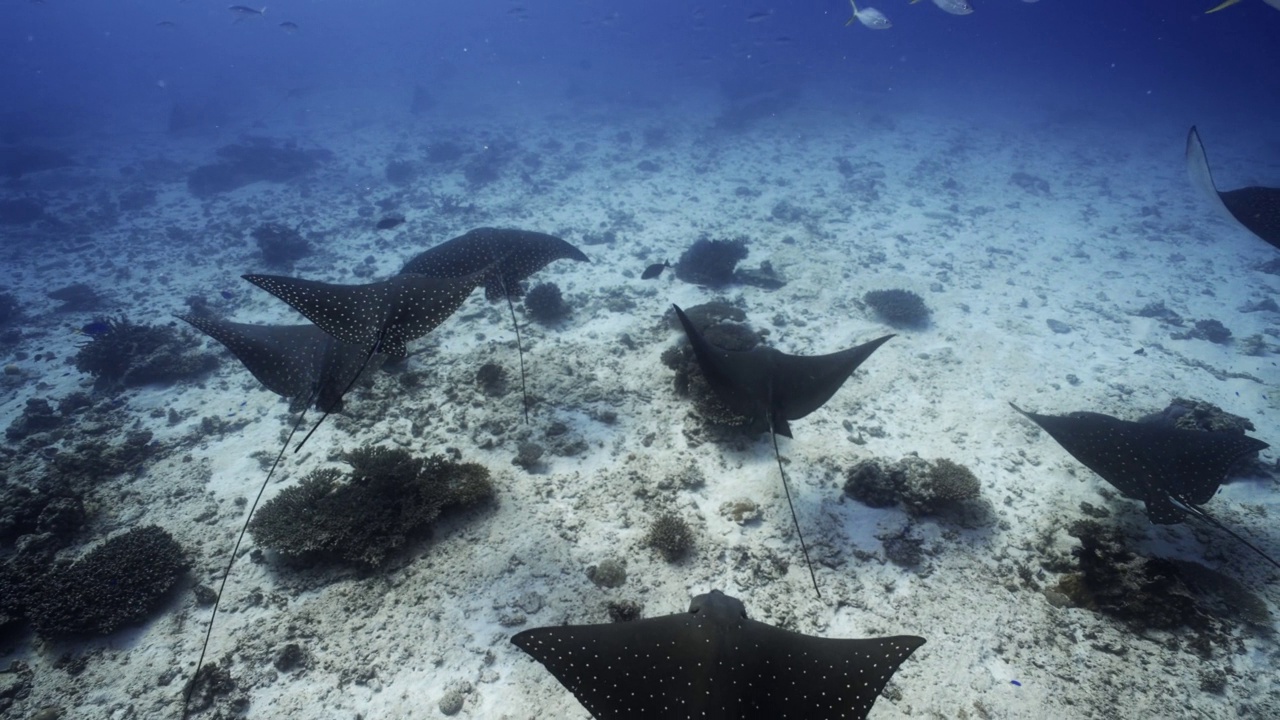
[249,446,494,567]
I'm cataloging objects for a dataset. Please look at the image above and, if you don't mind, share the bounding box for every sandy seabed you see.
[1,90,1277,719]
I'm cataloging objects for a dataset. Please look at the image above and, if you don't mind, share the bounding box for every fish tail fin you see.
[1205,0,1242,12]
[846,0,858,25]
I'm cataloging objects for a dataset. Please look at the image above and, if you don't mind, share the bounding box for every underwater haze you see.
[1,1,1278,719]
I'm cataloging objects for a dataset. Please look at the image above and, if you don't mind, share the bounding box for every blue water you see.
[2,2,1278,719]
[4,3,1277,143]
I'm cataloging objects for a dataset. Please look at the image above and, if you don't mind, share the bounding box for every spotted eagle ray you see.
[512,589,924,720]
[673,304,894,596]
[178,317,378,718]
[399,227,590,421]
[182,274,481,718]
[1186,126,1280,251]
[177,315,372,413]
[1010,403,1278,569]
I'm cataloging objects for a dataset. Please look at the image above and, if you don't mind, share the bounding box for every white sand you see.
[1,84,1277,719]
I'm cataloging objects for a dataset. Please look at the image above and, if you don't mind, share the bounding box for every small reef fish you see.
[279,21,299,33]
[641,261,671,280]
[846,1,892,29]
[376,215,406,230]
[915,0,973,15]
[228,5,266,17]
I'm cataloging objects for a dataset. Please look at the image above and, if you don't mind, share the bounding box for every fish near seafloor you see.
[672,304,894,596]
[640,260,670,279]
[512,590,925,720]
[846,0,892,28]
[1010,403,1280,570]
[1186,126,1280,251]
[376,214,405,230]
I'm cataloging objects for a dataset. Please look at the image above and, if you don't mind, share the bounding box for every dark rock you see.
[252,222,310,269]
[0,199,43,225]
[47,284,103,313]
[586,558,627,588]
[675,238,748,288]
[646,512,694,562]
[476,362,509,397]
[248,447,493,567]
[73,317,217,391]
[606,599,643,623]
[29,525,187,638]
[864,289,930,328]
[187,139,330,197]
[524,282,569,324]
[1010,172,1051,196]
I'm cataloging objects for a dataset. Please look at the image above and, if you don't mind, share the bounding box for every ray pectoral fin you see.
[672,303,767,419]
[514,592,922,718]
[1185,126,1235,224]
[774,334,894,421]
[1187,126,1280,250]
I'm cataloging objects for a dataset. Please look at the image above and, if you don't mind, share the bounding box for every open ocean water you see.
[1,2,1278,719]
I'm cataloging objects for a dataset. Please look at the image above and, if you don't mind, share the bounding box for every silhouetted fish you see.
[1011,403,1278,569]
[640,260,670,279]
[376,214,405,230]
[673,304,893,595]
[513,590,924,720]
[228,5,265,16]
[279,21,299,32]
[1186,126,1280,251]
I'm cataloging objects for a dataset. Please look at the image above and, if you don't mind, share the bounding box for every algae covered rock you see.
[249,446,494,567]
[29,525,187,638]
